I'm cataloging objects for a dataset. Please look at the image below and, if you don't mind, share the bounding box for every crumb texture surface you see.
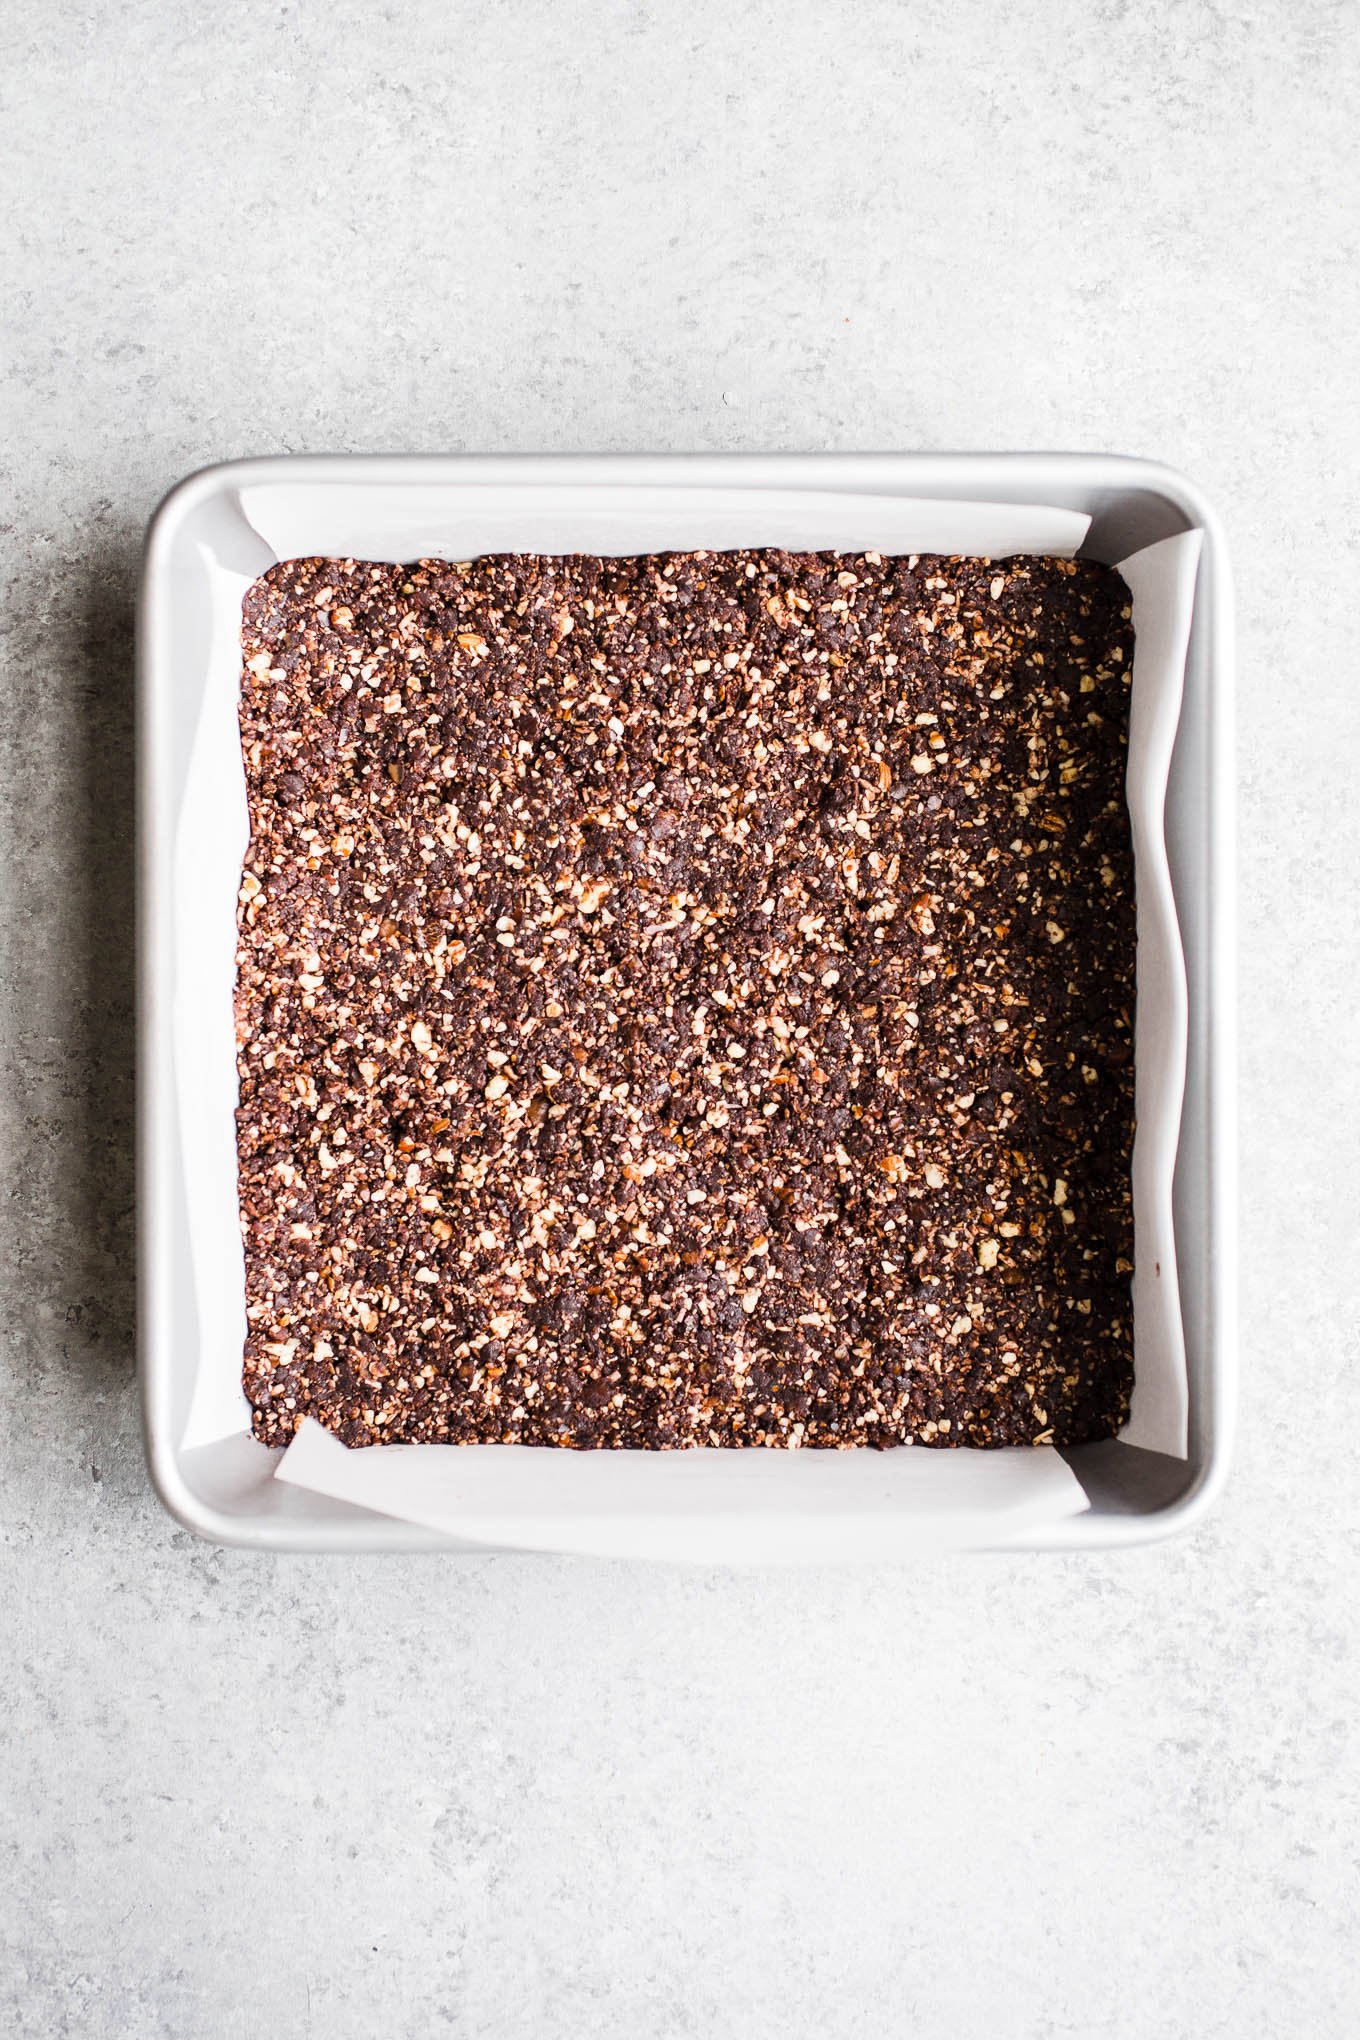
[236,549,1135,1449]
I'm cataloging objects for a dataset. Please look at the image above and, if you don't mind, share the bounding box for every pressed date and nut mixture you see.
[235,549,1136,1451]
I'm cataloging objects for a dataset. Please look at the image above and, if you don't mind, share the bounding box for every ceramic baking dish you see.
[138,453,1235,1554]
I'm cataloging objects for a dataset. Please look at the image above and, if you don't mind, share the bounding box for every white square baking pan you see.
[138,453,1235,1555]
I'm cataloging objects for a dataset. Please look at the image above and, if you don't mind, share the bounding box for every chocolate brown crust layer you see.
[235,549,1135,1450]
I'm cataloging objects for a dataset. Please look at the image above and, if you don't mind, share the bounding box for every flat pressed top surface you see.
[236,549,1136,1450]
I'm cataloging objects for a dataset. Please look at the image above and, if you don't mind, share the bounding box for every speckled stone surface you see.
[1,3,1357,2035]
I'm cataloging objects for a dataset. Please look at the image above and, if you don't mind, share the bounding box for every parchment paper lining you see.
[168,486,1196,1555]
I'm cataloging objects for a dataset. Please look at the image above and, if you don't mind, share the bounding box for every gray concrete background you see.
[2,2,1356,2035]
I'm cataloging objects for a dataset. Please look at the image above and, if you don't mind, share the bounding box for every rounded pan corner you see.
[1095,454,1233,564]
[1110,455,1227,533]
[143,456,254,558]
[137,1360,469,1553]
[1064,1434,1235,1552]
[140,453,311,601]
[1115,1444,1234,1548]
[140,1421,249,1551]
